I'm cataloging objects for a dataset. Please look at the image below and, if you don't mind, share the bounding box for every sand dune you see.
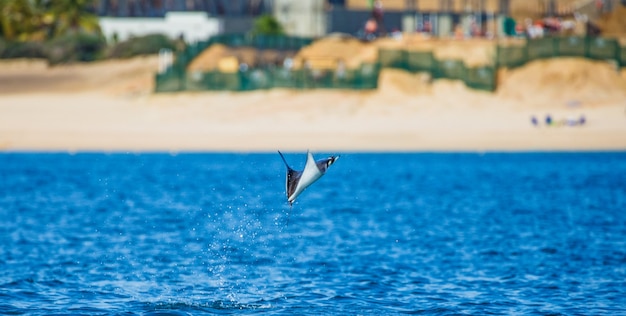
[497,58,626,106]
[0,55,625,152]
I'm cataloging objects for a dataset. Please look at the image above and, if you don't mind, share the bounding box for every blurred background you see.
[1,0,625,151]
[1,0,625,87]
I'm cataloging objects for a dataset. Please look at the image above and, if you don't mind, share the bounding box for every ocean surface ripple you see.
[1,152,625,315]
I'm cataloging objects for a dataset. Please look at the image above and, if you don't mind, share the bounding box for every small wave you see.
[142,299,272,314]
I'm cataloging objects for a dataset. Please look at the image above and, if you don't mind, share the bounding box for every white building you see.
[99,11,221,43]
[95,0,273,42]
[273,0,326,37]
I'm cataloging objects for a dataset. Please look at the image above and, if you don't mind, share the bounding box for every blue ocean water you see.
[1,152,625,315]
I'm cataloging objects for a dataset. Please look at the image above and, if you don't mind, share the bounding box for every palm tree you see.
[1,0,100,40]
[0,0,44,40]
[47,0,100,36]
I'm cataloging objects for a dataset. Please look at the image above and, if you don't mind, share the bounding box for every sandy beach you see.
[1,55,625,152]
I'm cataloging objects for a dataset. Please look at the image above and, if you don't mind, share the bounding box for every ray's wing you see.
[305,151,320,173]
[315,160,328,173]
[297,152,324,191]
[286,169,302,201]
[315,155,339,174]
[278,151,302,201]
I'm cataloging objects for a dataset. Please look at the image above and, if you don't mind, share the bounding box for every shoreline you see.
[2,93,624,153]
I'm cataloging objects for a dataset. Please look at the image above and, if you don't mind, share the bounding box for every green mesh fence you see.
[154,69,183,92]
[185,71,241,91]
[496,44,527,68]
[378,49,407,69]
[587,37,620,61]
[435,59,467,81]
[381,49,496,91]
[557,36,587,56]
[465,66,497,91]
[156,35,626,93]
[527,37,558,60]
[497,36,623,68]
[406,51,437,72]
[180,63,380,92]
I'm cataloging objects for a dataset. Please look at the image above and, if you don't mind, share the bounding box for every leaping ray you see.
[278,151,339,206]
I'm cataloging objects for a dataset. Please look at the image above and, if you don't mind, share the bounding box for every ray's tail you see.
[285,203,292,227]
[279,151,294,227]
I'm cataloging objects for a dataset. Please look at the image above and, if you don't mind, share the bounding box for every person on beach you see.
[372,0,385,34]
[545,114,553,126]
[363,18,378,41]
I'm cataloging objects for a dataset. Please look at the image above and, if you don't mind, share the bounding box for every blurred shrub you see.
[106,34,177,59]
[0,38,47,59]
[45,32,106,65]
[0,33,177,64]
[252,14,285,36]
